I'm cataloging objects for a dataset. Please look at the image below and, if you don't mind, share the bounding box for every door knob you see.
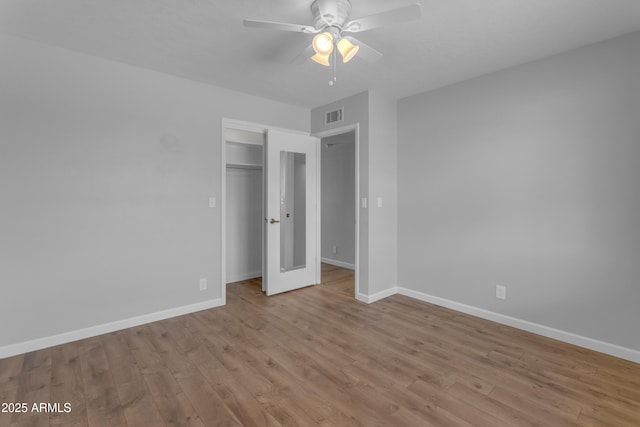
[269,218,280,224]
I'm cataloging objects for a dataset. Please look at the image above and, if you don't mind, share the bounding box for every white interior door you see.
[264,129,318,296]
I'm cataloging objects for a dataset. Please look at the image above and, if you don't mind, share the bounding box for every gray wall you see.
[368,91,398,296]
[321,132,356,266]
[398,31,640,351]
[0,33,309,348]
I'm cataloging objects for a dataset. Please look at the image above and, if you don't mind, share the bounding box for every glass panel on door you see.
[280,151,306,272]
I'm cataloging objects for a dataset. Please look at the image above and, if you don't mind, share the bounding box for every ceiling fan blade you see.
[243,19,318,34]
[343,3,421,33]
[290,44,314,64]
[345,36,383,62]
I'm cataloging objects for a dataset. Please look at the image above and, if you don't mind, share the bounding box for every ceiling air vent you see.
[325,107,344,125]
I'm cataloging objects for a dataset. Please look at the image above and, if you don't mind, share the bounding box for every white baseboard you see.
[396,287,640,364]
[321,257,355,270]
[226,271,262,283]
[357,287,399,304]
[5,286,637,365]
[0,298,224,360]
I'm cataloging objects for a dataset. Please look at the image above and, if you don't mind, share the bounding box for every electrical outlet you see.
[209,197,216,208]
[200,278,207,291]
[496,285,506,300]
[332,245,337,254]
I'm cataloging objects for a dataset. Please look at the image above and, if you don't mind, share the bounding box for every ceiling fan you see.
[244,0,421,83]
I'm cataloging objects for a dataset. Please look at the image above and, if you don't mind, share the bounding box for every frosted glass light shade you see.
[337,38,359,63]
[312,32,334,55]
[311,53,331,66]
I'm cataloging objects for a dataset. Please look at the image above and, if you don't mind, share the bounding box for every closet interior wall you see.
[225,129,264,283]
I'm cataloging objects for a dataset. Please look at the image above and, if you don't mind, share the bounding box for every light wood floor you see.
[1,265,639,426]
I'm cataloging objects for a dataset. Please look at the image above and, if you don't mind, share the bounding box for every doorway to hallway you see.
[319,263,354,297]
[318,126,358,298]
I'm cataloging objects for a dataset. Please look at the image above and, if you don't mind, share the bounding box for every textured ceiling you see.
[1,0,640,108]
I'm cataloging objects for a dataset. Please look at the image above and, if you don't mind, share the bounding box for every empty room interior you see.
[1,1,640,426]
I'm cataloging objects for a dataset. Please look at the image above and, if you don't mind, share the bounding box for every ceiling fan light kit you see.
[244,0,421,84]
[311,29,358,66]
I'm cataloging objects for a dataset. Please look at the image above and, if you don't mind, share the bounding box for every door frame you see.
[312,123,360,299]
[221,118,321,303]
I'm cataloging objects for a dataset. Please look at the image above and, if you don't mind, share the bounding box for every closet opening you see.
[224,127,265,291]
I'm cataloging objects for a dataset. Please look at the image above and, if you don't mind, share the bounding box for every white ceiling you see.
[2,0,640,109]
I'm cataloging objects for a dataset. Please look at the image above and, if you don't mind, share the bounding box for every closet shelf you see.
[226,162,263,170]
[226,139,263,147]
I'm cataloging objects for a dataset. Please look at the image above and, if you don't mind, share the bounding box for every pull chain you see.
[329,48,337,86]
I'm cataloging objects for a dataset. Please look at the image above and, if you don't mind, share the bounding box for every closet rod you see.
[226,163,263,170]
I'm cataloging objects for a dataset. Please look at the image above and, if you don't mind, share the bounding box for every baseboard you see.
[397,287,640,364]
[0,298,224,359]
[226,271,262,283]
[321,257,355,270]
[357,287,399,304]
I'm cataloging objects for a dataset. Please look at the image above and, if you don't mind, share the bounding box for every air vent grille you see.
[325,107,344,125]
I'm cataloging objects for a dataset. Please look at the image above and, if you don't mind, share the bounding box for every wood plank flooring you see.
[1,264,639,426]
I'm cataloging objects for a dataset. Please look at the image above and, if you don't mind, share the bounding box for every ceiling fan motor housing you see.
[311,0,352,30]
